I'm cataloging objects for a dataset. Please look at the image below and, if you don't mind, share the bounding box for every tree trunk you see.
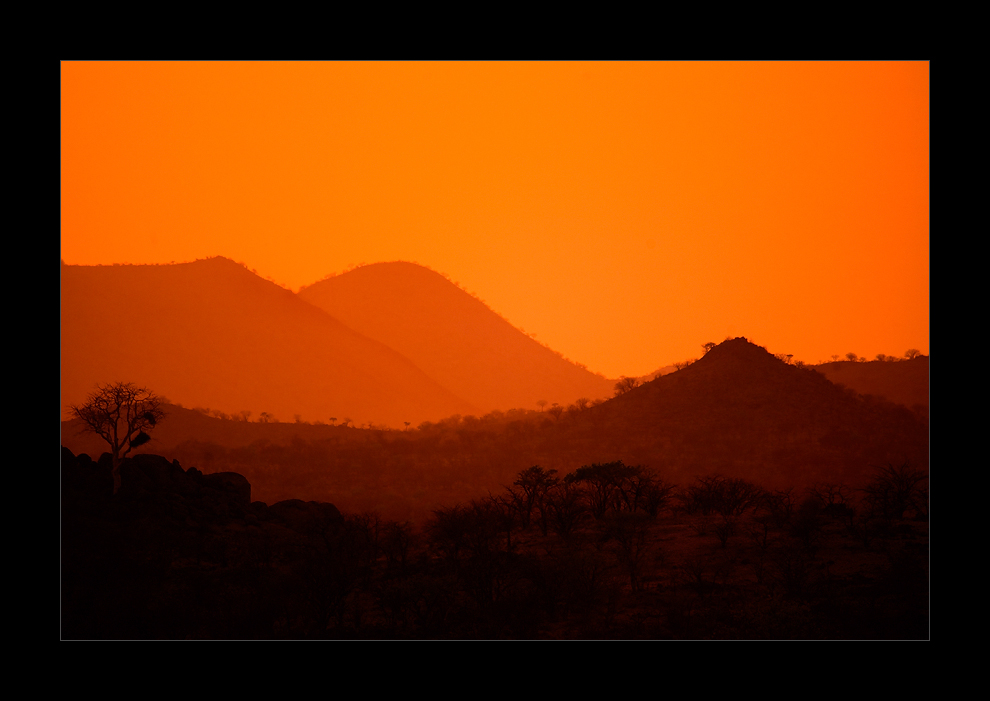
[112,454,122,494]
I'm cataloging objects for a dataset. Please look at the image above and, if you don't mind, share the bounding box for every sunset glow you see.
[61,61,929,377]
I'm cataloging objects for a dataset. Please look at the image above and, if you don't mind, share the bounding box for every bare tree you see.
[862,463,928,521]
[600,512,651,591]
[545,481,586,538]
[512,466,559,532]
[70,382,166,494]
[613,376,640,396]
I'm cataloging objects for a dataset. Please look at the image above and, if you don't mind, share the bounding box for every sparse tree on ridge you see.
[614,376,640,396]
[70,382,166,494]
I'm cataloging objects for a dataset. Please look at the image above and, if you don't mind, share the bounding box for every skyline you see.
[61,61,929,377]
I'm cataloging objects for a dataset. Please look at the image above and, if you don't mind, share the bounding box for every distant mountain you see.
[61,258,477,426]
[298,262,614,413]
[812,357,929,410]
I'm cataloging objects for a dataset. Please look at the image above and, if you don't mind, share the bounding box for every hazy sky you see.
[61,61,929,377]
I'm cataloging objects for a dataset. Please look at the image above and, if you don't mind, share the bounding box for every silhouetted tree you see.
[487,493,518,551]
[862,463,928,521]
[808,482,854,523]
[545,481,586,538]
[684,475,761,518]
[600,512,651,590]
[702,342,717,354]
[70,382,166,494]
[640,470,677,518]
[512,466,559,533]
[614,376,640,396]
[567,462,643,519]
[712,515,736,548]
[426,506,467,565]
[904,349,922,359]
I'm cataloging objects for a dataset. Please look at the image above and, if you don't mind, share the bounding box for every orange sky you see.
[61,61,929,377]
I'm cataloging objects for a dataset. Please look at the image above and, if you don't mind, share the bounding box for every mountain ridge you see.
[61,257,477,426]
[298,261,614,413]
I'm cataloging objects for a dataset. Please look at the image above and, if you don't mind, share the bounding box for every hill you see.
[63,338,929,521]
[61,258,477,427]
[542,338,929,487]
[298,262,614,412]
[812,357,929,410]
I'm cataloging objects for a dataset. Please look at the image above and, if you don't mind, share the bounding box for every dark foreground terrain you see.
[61,448,928,639]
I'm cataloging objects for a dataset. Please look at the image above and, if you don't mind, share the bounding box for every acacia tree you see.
[613,376,640,396]
[70,382,166,494]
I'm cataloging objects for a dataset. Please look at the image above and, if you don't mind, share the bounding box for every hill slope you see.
[63,338,930,520]
[61,258,476,426]
[540,337,929,486]
[812,357,929,410]
[298,262,614,412]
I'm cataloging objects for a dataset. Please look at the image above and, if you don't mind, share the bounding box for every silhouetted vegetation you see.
[62,339,928,524]
[62,449,928,638]
[71,382,166,494]
[61,339,928,638]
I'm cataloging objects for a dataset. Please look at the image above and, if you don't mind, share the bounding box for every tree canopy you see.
[70,382,166,493]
